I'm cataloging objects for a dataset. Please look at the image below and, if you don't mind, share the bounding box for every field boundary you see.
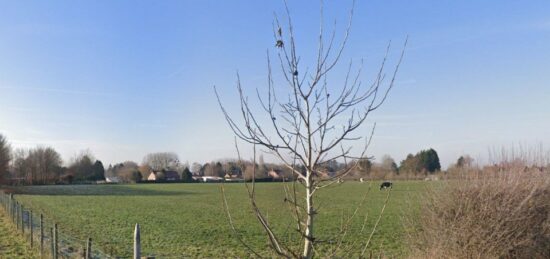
[0,190,113,259]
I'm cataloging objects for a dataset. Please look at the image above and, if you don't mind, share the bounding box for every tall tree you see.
[191,162,202,175]
[417,148,441,173]
[142,152,179,171]
[380,154,398,174]
[399,149,441,174]
[358,158,373,175]
[215,1,406,257]
[400,153,419,173]
[91,160,105,181]
[114,161,141,183]
[13,147,63,184]
[69,153,94,181]
[181,167,193,182]
[0,134,11,184]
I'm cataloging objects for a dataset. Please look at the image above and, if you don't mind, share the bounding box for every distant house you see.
[224,173,244,182]
[105,176,120,183]
[268,170,283,179]
[148,170,181,181]
[164,171,180,181]
[194,176,224,182]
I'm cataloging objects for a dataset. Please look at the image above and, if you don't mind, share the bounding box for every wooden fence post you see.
[134,223,141,259]
[13,199,17,223]
[50,227,54,259]
[86,237,92,259]
[16,202,20,230]
[53,223,58,259]
[30,211,33,248]
[9,194,13,220]
[40,214,44,257]
[20,206,24,235]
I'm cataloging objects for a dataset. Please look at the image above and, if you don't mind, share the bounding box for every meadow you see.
[13,181,427,258]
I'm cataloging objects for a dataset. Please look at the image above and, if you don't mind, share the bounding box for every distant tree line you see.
[399,148,441,174]
[0,134,11,184]
[0,133,453,185]
[0,134,106,185]
[63,151,105,183]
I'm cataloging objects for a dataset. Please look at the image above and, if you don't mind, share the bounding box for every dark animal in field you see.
[380,181,393,190]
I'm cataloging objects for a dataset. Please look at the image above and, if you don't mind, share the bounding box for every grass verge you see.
[0,206,39,258]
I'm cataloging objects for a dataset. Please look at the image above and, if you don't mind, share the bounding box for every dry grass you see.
[408,169,550,259]
[0,206,40,258]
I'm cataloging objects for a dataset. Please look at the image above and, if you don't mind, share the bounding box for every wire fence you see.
[0,189,200,258]
[0,190,113,259]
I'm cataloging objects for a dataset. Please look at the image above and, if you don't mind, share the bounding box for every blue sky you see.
[0,1,549,167]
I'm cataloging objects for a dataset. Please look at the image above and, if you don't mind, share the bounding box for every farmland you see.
[12,181,427,258]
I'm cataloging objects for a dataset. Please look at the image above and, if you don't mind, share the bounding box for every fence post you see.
[134,223,141,259]
[86,237,92,259]
[50,227,54,259]
[40,214,44,257]
[13,199,17,223]
[9,194,13,220]
[53,223,58,259]
[20,205,24,235]
[16,202,19,230]
[29,211,33,248]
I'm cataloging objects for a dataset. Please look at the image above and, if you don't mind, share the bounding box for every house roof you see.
[163,171,180,179]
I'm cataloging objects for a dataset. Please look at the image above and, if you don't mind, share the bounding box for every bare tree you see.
[32,147,63,184]
[68,150,95,181]
[0,134,11,183]
[11,147,63,185]
[191,162,202,175]
[142,152,179,171]
[109,161,142,183]
[215,1,406,258]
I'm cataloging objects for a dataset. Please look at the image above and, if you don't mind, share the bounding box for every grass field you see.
[12,181,427,258]
[0,207,39,258]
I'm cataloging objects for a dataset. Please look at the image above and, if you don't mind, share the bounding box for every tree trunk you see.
[303,174,314,259]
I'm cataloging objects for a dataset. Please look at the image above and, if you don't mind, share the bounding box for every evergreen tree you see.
[399,149,441,174]
[417,148,441,173]
[91,160,105,181]
[181,167,193,182]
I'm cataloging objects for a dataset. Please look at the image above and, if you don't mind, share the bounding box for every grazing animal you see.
[359,178,365,183]
[380,181,393,190]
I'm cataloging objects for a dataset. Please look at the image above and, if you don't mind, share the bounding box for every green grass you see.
[13,181,426,258]
[0,207,39,258]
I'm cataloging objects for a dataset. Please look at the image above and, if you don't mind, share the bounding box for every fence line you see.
[0,190,194,258]
[0,190,113,259]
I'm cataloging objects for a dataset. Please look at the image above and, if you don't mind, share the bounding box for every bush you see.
[409,169,550,258]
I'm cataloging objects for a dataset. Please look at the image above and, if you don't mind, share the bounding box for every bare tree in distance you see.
[215,1,407,258]
[191,162,202,175]
[142,152,179,171]
[0,134,11,184]
[11,146,63,185]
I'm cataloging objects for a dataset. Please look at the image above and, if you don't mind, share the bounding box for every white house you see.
[105,176,120,183]
[198,176,224,182]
